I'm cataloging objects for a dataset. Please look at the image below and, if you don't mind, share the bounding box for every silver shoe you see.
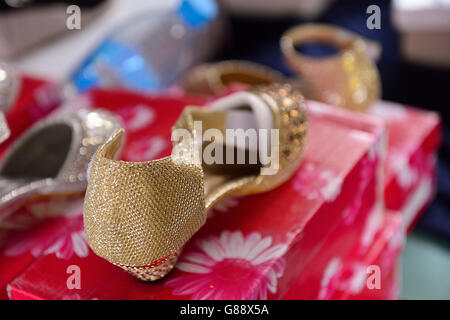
[0,112,9,143]
[0,62,20,143]
[0,62,20,112]
[0,108,123,221]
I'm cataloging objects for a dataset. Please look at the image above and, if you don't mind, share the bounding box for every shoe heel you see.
[118,252,179,281]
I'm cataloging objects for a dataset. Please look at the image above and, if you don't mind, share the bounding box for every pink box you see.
[6,90,386,300]
[335,212,404,300]
[368,101,441,230]
[282,211,403,300]
[1,89,440,300]
[0,199,84,300]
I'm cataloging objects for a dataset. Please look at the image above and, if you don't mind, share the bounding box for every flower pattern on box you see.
[26,197,83,219]
[380,226,405,272]
[338,262,368,295]
[1,212,47,257]
[213,197,240,213]
[318,257,343,300]
[369,102,407,122]
[2,219,74,258]
[62,293,98,300]
[360,204,384,253]
[115,104,155,133]
[44,228,89,260]
[0,199,84,258]
[293,162,343,202]
[124,135,168,162]
[30,83,66,121]
[389,149,419,188]
[343,155,377,225]
[207,196,241,220]
[166,231,287,300]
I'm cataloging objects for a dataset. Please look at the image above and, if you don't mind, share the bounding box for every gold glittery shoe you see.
[182,60,292,95]
[0,108,122,221]
[281,23,381,112]
[83,84,308,281]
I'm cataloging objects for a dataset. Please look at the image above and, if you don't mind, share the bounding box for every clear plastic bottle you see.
[70,0,221,93]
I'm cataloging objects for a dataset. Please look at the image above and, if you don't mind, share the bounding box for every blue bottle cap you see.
[177,0,218,28]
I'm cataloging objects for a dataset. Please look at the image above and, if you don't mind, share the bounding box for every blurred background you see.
[1,0,449,299]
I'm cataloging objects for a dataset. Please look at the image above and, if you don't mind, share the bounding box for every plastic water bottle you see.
[70,0,221,93]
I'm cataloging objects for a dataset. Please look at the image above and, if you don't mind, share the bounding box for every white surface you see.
[9,0,177,82]
[221,0,334,18]
[392,0,450,67]
[402,32,450,67]
[392,0,450,32]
